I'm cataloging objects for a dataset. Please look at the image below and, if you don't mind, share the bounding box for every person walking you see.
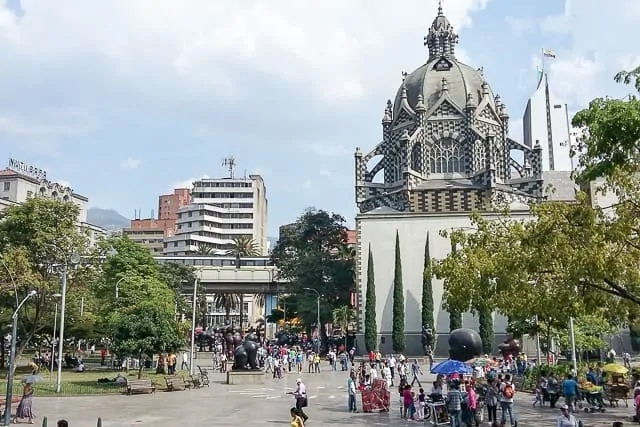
[446,380,463,427]
[410,359,423,387]
[13,382,36,424]
[499,374,518,427]
[484,378,499,424]
[293,378,309,422]
[347,374,358,413]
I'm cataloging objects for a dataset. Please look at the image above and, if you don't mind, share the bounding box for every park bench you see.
[188,374,203,389]
[164,376,188,391]
[125,379,156,395]
[197,366,210,387]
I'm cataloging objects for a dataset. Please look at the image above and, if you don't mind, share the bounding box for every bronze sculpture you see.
[421,324,433,355]
[232,332,261,370]
[497,334,521,359]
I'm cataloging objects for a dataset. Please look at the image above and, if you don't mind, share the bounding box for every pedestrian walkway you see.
[31,368,630,426]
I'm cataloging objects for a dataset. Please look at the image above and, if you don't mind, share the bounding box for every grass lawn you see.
[0,366,186,396]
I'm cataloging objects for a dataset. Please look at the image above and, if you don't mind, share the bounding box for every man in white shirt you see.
[369,364,378,380]
[294,378,309,422]
[388,356,396,386]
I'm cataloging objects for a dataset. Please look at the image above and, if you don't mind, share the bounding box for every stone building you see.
[354,6,546,355]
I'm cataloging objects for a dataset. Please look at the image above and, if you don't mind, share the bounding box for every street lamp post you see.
[3,290,37,426]
[54,252,80,394]
[303,288,321,355]
[189,269,202,376]
[569,317,577,372]
[115,277,126,300]
[49,294,62,380]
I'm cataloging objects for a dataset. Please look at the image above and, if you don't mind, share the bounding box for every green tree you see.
[158,262,196,316]
[392,231,405,353]
[421,232,435,336]
[108,300,183,378]
[364,245,377,352]
[271,208,354,348]
[0,198,88,354]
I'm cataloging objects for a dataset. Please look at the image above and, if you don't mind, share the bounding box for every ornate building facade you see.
[353,6,548,355]
[355,5,544,215]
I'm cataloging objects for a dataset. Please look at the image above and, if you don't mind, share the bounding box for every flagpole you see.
[541,48,545,73]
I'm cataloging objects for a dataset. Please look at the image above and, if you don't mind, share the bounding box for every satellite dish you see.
[70,252,81,265]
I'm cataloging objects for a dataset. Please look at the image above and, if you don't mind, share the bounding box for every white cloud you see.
[0,0,490,107]
[0,109,97,137]
[539,0,640,109]
[319,168,335,180]
[301,179,312,190]
[120,156,140,170]
[171,174,209,191]
[504,16,536,37]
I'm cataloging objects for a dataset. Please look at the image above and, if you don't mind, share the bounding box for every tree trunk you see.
[138,352,144,379]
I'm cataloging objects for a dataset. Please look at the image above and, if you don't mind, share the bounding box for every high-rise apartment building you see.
[522,72,574,172]
[124,188,191,253]
[163,174,268,256]
[158,188,191,220]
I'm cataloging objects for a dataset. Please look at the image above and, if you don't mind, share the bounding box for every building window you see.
[2,182,9,192]
[430,138,464,173]
[26,191,32,198]
[243,302,249,312]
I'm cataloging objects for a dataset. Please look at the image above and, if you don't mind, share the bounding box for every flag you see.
[543,49,556,59]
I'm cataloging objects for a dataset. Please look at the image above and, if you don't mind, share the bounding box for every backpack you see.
[503,383,515,399]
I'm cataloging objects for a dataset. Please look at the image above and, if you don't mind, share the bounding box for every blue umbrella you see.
[430,359,473,375]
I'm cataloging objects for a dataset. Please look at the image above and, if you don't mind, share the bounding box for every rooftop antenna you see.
[222,156,236,179]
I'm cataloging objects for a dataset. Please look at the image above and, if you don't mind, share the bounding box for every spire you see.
[424,2,458,60]
[441,77,448,93]
[382,100,392,123]
[415,94,426,112]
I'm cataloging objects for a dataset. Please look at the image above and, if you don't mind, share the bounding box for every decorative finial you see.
[477,66,484,77]
[402,71,408,82]
[466,93,476,109]
[415,94,426,112]
[401,85,408,100]
[438,0,443,16]
[441,76,448,92]
[482,81,489,96]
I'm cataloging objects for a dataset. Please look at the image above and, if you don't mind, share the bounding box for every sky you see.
[1,0,639,235]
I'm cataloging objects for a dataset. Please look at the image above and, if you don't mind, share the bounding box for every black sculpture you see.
[498,334,521,359]
[421,324,433,355]
[448,328,482,362]
[233,332,261,370]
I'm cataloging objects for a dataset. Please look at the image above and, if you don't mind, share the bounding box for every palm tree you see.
[225,236,260,256]
[196,244,215,255]
[332,305,356,335]
[213,293,240,324]
[254,293,266,317]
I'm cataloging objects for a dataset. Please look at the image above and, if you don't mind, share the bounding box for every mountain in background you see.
[87,207,130,231]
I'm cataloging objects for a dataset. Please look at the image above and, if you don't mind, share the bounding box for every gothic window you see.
[411,142,423,174]
[430,138,464,174]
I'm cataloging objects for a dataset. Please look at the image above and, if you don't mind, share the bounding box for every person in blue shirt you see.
[562,374,579,412]
[586,368,596,384]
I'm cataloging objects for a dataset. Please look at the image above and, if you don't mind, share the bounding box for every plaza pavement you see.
[31,366,631,427]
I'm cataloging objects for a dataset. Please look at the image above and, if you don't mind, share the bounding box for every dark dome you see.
[393,57,495,118]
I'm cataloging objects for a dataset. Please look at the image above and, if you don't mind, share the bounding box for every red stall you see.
[361,379,390,412]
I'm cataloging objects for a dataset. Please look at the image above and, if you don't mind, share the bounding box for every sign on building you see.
[8,158,47,180]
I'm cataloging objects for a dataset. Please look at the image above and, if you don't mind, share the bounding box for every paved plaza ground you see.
[31,367,631,427]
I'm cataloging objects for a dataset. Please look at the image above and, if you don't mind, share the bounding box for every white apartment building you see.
[0,162,107,245]
[163,174,268,255]
[522,73,575,172]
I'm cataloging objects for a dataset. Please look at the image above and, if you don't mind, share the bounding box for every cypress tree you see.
[421,232,435,343]
[478,305,494,354]
[392,230,405,353]
[364,244,377,352]
[448,239,462,332]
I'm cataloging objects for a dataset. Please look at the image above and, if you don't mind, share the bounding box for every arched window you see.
[430,138,464,174]
[411,142,423,174]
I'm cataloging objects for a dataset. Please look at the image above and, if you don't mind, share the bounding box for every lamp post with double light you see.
[3,290,37,426]
[189,268,203,376]
[302,288,321,355]
[49,293,62,380]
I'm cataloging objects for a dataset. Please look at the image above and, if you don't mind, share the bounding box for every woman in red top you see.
[402,384,413,419]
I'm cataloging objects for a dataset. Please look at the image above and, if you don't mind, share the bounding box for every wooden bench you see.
[126,379,156,395]
[188,374,203,389]
[164,376,188,391]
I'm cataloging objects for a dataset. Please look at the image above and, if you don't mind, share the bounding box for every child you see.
[533,387,543,407]
[416,387,426,420]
